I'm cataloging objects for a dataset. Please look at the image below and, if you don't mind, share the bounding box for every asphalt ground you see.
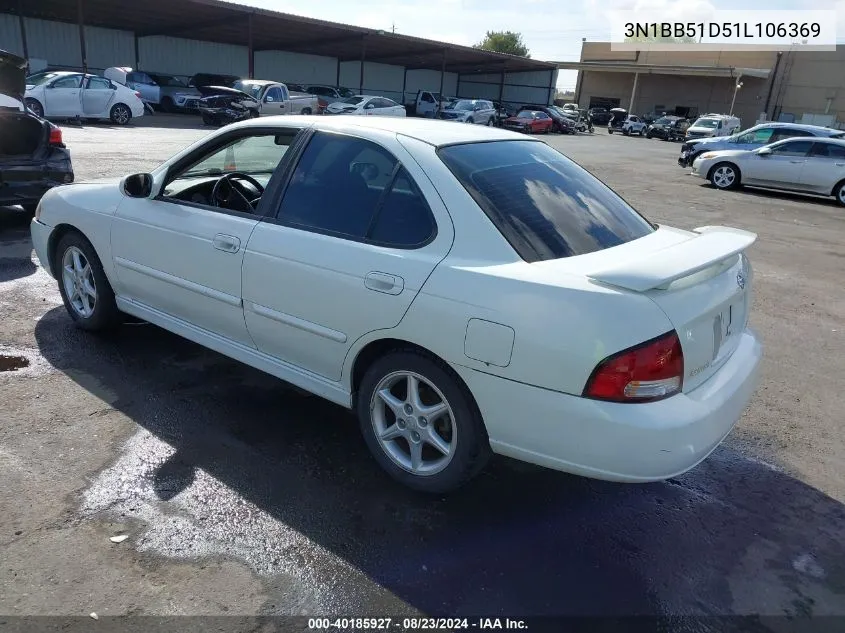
[1,114,844,625]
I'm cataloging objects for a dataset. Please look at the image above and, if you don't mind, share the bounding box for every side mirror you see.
[121,173,154,198]
[265,96,274,102]
[756,147,772,156]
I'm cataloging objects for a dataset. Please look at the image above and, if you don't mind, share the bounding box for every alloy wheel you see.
[370,370,456,476]
[113,105,130,124]
[61,246,97,318]
[712,165,736,189]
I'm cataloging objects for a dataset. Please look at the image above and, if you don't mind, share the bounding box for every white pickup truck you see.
[404,90,451,118]
[232,79,322,115]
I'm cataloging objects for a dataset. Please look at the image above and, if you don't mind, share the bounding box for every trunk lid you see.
[583,225,756,391]
[0,49,27,103]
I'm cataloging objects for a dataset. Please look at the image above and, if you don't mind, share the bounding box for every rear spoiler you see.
[587,225,757,292]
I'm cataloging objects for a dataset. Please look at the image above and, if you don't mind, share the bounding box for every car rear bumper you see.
[30,217,53,277]
[0,159,73,207]
[455,328,762,482]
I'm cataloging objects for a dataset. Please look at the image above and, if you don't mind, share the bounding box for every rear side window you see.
[438,140,655,262]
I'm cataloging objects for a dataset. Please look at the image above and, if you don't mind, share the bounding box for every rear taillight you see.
[583,331,684,402]
[317,98,328,110]
[49,126,63,146]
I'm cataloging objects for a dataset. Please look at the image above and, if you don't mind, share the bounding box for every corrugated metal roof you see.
[4,0,557,74]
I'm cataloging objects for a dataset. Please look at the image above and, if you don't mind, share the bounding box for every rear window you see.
[437,141,655,262]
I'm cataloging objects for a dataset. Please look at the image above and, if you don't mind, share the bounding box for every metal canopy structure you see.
[554,61,771,80]
[3,0,557,76]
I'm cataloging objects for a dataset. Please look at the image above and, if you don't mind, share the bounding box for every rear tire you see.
[357,349,492,493]
[54,231,122,331]
[708,162,741,190]
[109,103,132,125]
[25,98,44,118]
[608,129,613,134]
[487,117,494,126]
[300,107,312,115]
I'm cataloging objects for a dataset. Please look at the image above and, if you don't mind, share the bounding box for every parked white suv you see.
[686,114,741,140]
[621,115,648,136]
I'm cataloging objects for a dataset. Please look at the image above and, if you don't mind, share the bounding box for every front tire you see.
[25,98,44,118]
[110,103,132,125]
[708,162,741,190]
[833,179,845,206]
[357,350,492,493]
[55,232,122,331]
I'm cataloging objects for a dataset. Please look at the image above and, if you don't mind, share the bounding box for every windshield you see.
[341,96,365,105]
[337,87,355,98]
[150,75,187,87]
[453,100,475,111]
[232,81,264,99]
[654,117,675,125]
[438,141,654,262]
[26,72,61,86]
[693,118,720,128]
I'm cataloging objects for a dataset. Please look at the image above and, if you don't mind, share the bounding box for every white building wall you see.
[85,25,135,71]
[337,61,408,101]
[138,36,248,77]
[404,69,458,100]
[254,50,337,84]
[0,14,23,57]
[23,17,82,69]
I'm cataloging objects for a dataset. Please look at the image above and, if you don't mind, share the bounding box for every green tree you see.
[624,24,697,43]
[473,31,530,57]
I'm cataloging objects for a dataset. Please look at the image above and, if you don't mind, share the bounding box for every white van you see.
[685,114,741,140]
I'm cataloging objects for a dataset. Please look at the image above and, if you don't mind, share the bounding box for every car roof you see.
[772,136,845,145]
[232,114,534,147]
[756,122,843,136]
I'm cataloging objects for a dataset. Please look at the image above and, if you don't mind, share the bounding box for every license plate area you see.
[712,290,747,363]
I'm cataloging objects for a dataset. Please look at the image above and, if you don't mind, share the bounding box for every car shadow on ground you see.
[697,183,841,208]
[32,308,845,618]
[0,209,37,282]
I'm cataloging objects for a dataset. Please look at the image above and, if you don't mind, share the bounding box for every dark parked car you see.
[519,104,574,134]
[588,107,612,125]
[196,85,259,127]
[646,115,687,140]
[0,50,73,213]
[187,73,240,89]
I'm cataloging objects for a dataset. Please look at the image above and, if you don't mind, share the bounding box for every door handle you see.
[212,233,240,253]
[789,160,805,163]
[364,271,404,295]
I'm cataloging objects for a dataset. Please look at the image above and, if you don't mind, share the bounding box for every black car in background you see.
[588,107,612,125]
[646,115,689,140]
[187,73,240,89]
[0,50,73,213]
[519,104,574,134]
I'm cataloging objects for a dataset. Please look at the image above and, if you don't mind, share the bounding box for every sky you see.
[234,0,843,91]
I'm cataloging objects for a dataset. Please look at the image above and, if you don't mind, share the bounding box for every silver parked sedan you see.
[692,137,845,205]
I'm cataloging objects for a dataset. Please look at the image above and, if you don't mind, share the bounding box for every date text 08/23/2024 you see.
[307,617,528,630]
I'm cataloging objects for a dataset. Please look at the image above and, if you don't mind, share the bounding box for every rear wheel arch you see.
[349,338,479,414]
[25,97,44,117]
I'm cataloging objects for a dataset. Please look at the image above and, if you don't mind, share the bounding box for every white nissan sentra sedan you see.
[30,116,762,493]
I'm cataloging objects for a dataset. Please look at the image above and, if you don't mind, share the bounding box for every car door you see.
[110,128,298,347]
[240,129,453,382]
[43,74,83,117]
[82,76,116,117]
[742,139,814,187]
[261,86,287,116]
[799,141,845,193]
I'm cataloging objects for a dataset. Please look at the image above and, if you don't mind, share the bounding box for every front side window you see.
[735,127,774,144]
[265,87,283,101]
[769,140,814,156]
[51,75,83,89]
[161,131,297,206]
[693,118,720,129]
[277,132,434,247]
[438,140,655,262]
